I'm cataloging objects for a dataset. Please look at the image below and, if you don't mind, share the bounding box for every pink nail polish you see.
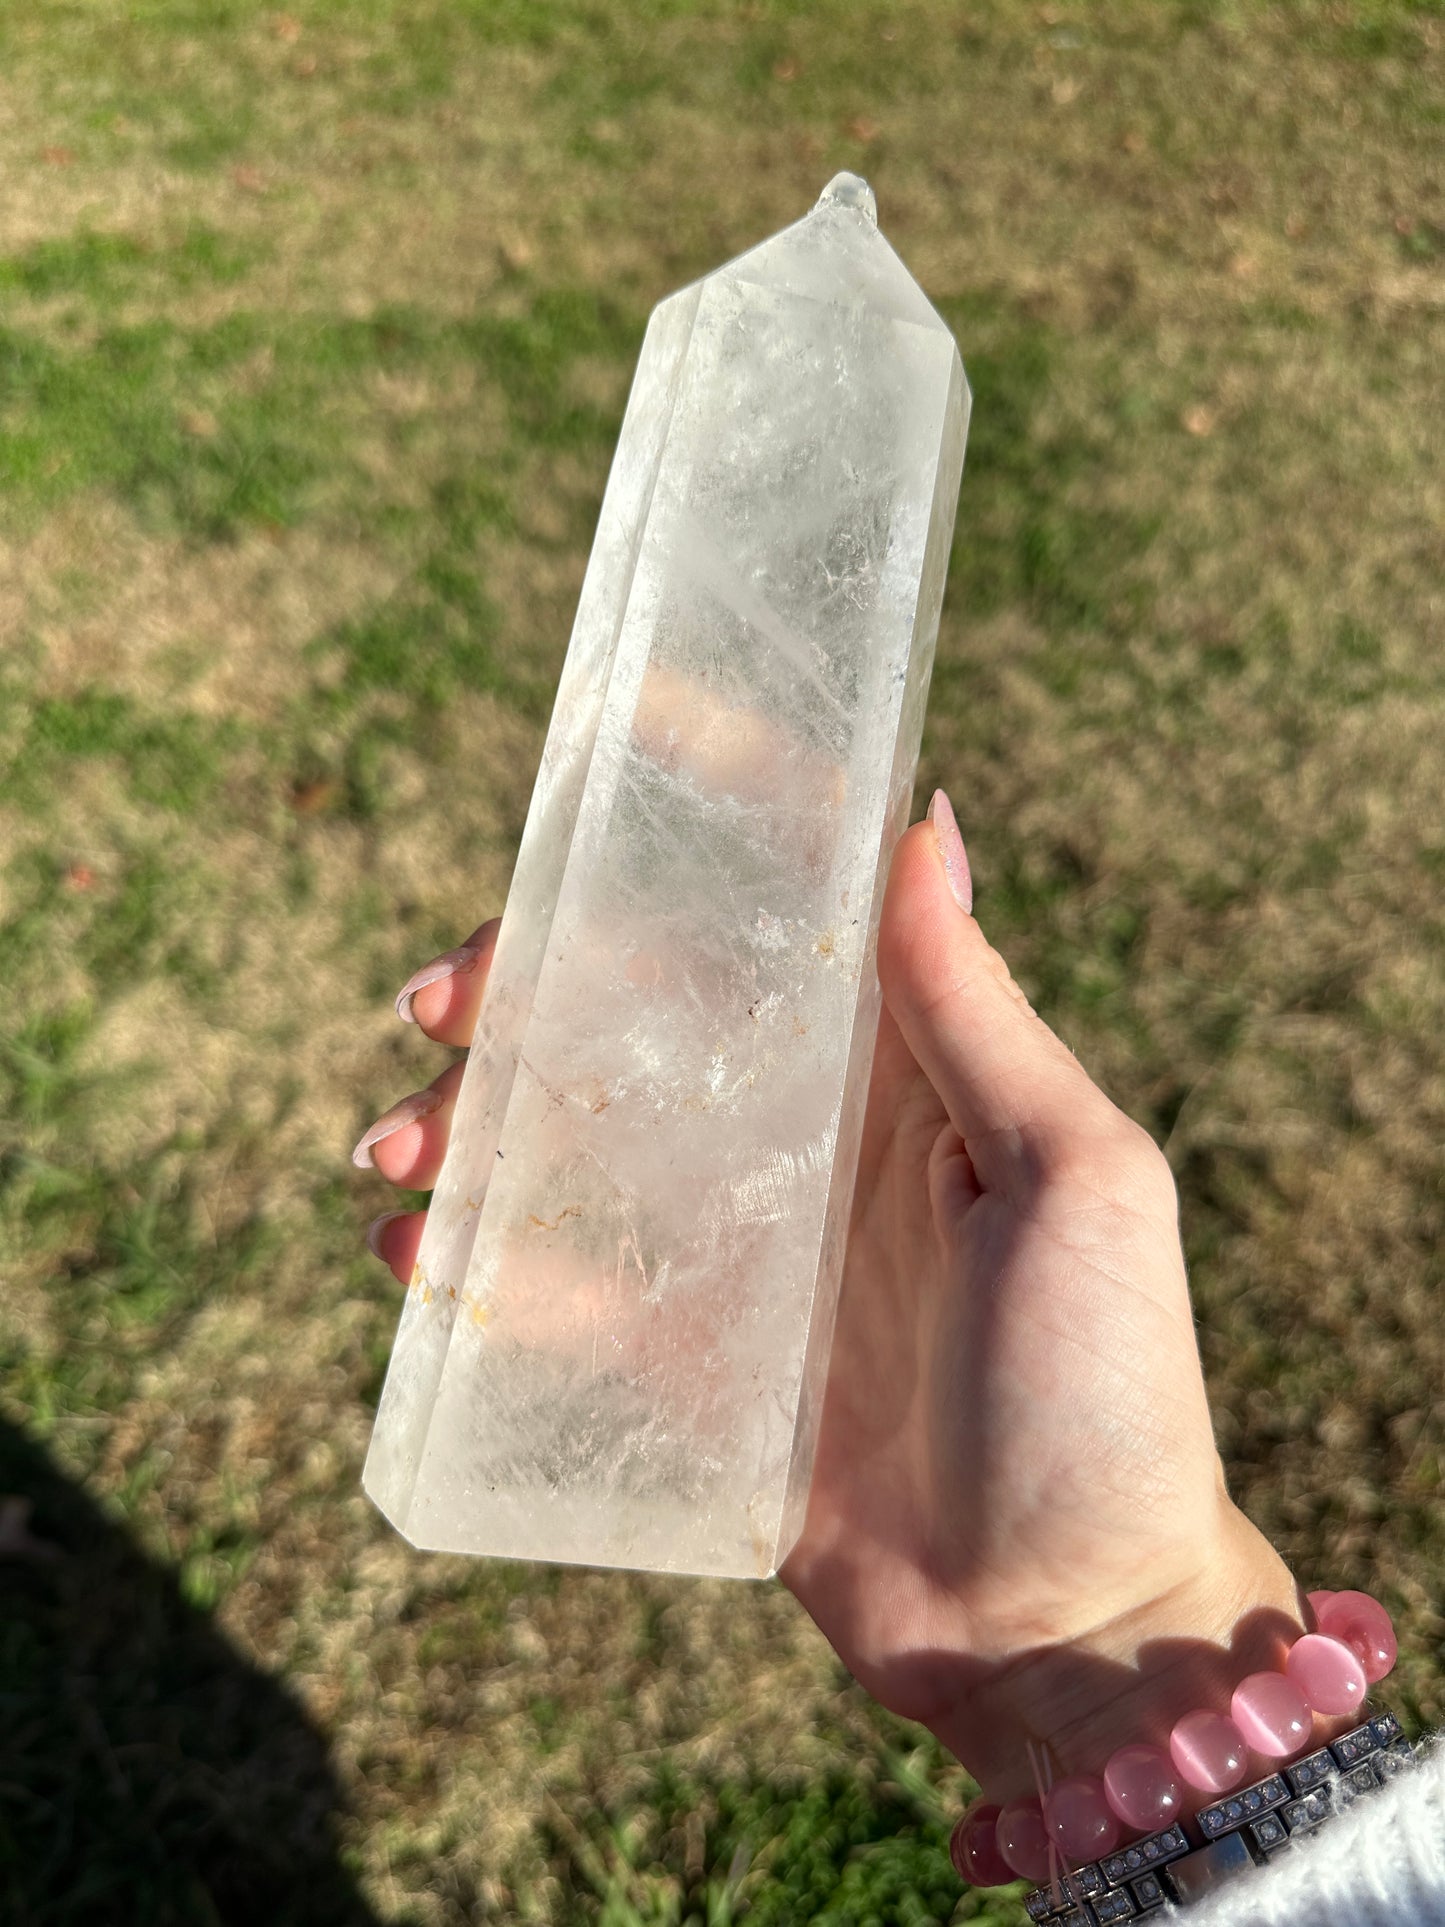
[395,945,481,1024]
[351,1088,443,1169]
[926,788,972,913]
[366,1211,409,1260]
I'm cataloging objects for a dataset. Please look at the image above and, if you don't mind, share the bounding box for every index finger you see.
[396,917,501,1046]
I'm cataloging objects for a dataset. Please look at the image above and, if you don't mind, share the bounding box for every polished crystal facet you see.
[364,174,969,1578]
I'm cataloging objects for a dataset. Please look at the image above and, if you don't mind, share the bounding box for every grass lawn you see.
[1,1,1441,1920]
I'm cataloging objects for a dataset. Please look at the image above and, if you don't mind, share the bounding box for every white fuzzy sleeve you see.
[1185,1739,1444,1925]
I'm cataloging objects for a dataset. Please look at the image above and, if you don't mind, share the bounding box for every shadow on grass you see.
[0,1422,381,1927]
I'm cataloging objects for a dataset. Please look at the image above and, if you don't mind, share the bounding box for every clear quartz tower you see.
[364,175,969,1579]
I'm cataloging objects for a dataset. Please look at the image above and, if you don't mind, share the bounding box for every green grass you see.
[0,225,257,299]
[0,0,1441,1920]
[527,1742,995,1927]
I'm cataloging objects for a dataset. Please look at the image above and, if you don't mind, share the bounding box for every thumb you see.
[877,791,1146,1201]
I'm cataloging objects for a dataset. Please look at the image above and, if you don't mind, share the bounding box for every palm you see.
[783,998,1221,1766]
[365,834,1289,1794]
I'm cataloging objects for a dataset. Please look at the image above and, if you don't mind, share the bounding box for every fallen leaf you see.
[272,12,302,39]
[772,55,800,81]
[232,163,266,193]
[845,115,880,143]
[1182,404,1216,437]
[41,144,75,166]
[289,777,338,815]
[1228,253,1256,278]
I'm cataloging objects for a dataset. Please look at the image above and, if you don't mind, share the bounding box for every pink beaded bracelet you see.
[948,1586,1399,1890]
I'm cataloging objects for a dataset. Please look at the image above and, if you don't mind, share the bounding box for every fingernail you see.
[366,1210,409,1260]
[927,788,973,913]
[395,945,480,1024]
[351,1088,443,1169]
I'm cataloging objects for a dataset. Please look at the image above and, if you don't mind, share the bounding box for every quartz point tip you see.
[363,178,970,1582]
[817,170,878,224]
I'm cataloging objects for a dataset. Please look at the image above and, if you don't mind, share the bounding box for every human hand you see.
[781,792,1303,1802]
[355,798,1304,1803]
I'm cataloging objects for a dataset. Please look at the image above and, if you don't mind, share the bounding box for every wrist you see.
[933,1500,1307,1800]
[944,1516,1410,1898]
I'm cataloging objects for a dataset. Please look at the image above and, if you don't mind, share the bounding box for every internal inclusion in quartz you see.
[364,174,970,1579]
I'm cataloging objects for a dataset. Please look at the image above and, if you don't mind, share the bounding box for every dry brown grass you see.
[1,3,1441,1921]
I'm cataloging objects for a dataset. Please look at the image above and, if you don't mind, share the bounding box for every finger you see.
[876,791,1140,1200]
[366,1207,427,1286]
[395,918,500,1046]
[351,1059,465,1188]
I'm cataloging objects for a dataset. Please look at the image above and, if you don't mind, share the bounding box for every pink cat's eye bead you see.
[1044,1775,1121,1860]
[1285,1633,1368,1716]
[1316,1590,1397,1684]
[949,1802,1013,1887]
[997,1797,1053,1884]
[1103,1742,1185,1832]
[1169,1709,1248,1793]
[1231,1670,1313,1758]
